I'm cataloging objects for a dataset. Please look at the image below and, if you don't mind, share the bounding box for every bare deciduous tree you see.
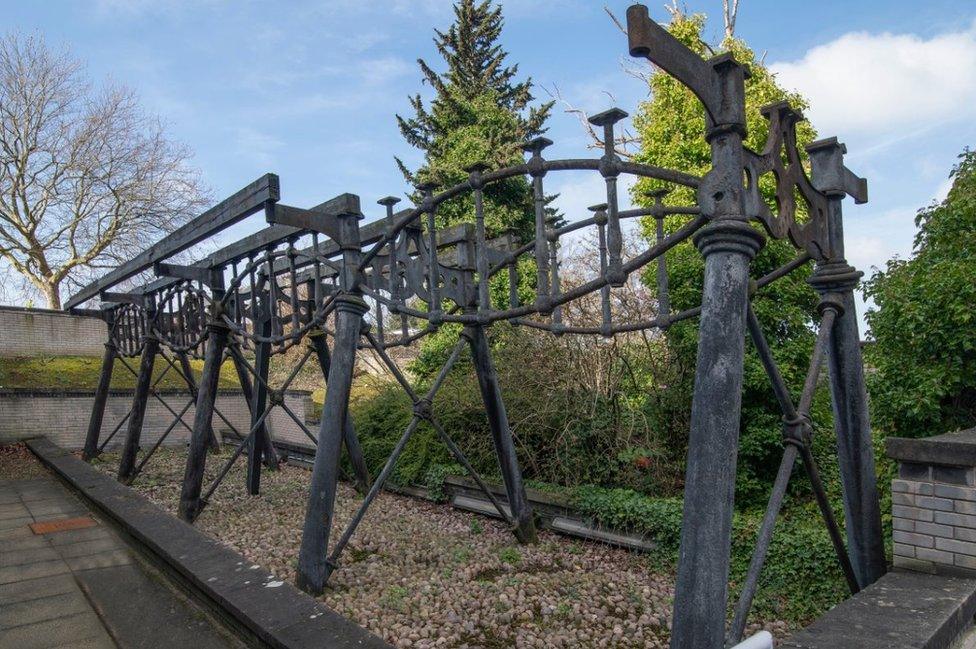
[0,33,207,308]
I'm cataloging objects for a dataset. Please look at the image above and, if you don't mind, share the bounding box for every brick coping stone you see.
[780,569,976,649]
[887,428,976,468]
[26,436,391,649]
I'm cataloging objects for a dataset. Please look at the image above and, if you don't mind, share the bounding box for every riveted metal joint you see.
[413,398,433,421]
[782,416,813,449]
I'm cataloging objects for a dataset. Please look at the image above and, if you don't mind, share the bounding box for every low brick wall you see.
[887,428,976,574]
[0,388,312,451]
[0,305,107,357]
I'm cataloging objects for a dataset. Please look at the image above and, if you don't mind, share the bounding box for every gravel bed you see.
[0,442,48,480]
[91,447,788,648]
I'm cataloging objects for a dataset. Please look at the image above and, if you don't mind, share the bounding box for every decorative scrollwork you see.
[744,101,831,260]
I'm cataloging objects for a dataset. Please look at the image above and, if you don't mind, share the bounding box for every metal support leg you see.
[810,260,886,586]
[118,335,160,483]
[464,324,537,544]
[247,335,272,495]
[82,340,117,461]
[671,219,762,649]
[296,295,366,595]
[230,347,278,468]
[309,330,371,494]
[178,323,230,522]
[177,351,220,452]
[807,137,886,589]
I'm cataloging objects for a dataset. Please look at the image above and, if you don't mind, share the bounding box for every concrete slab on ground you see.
[0,471,237,649]
[781,569,976,649]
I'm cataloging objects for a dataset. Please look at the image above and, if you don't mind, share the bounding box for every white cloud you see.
[770,22,976,137]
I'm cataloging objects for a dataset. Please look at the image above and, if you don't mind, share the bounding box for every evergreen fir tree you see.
[396,0,552,239]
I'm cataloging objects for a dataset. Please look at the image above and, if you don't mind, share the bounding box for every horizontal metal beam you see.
[65,174,281,310]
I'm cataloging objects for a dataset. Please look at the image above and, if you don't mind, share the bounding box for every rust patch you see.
[30,516,98,535]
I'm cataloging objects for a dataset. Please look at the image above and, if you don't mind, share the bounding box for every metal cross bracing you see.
[65,5,887,647]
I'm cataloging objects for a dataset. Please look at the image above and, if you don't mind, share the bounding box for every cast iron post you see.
[625,8,764,646]
[246,284,273,495]
[179,278,229,522]
[177,351,220,452]
[118,325,160,483]
[229,346,277,464]
[807,137,886,588]
[82,314,117,461]
[465,324,538,544]
[673,60,762,649]
[296,202,366,594]
[309,329,371,494]
[119,340,159,483]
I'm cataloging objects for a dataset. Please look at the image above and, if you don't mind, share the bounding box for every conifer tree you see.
[396,0,552,239]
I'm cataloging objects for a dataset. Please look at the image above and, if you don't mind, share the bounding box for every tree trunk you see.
[42,282,61,309]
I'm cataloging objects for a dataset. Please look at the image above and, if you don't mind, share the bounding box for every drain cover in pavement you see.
[30,516,98,534]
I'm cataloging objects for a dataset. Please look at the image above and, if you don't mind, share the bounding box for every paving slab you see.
[0,546,60,567]
[77,564,234,649]
[0,573,76,606]
[0,454,242,649]
[0,610,113,649]
[0,590,91,628]
[26,436,391,649]
[0,557,71,584]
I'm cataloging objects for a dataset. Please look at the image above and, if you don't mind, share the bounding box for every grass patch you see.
[0,355,240,391]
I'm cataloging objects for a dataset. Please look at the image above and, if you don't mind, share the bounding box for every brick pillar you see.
[887,428,976,574]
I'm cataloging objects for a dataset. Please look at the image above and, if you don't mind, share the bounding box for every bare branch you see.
[604,6,627,36]
[723,0,741,40]
[0,31,209,307]
[542,83,641,159]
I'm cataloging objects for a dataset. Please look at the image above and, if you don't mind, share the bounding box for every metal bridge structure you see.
[67,5,886,647]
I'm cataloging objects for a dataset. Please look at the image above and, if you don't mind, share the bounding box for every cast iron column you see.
[465,324,538,544]
[807,137,886,588]
[669,57,763,649]
[118,331,160,483]
[178,301,230,522]
[296,294,366,593]
[82,317,117,461]
[309,329,371,494]
[246,286,273,495]
[297,203,366,594]
[178,351,220,452]
[230,346,277,465]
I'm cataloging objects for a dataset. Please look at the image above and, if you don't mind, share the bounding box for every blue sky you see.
[6,0,976,322]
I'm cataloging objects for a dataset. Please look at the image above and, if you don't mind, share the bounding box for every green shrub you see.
[865,148,976,438]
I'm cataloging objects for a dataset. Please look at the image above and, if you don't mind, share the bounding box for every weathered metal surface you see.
[67,5,883,646]
[65,174,280,310]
